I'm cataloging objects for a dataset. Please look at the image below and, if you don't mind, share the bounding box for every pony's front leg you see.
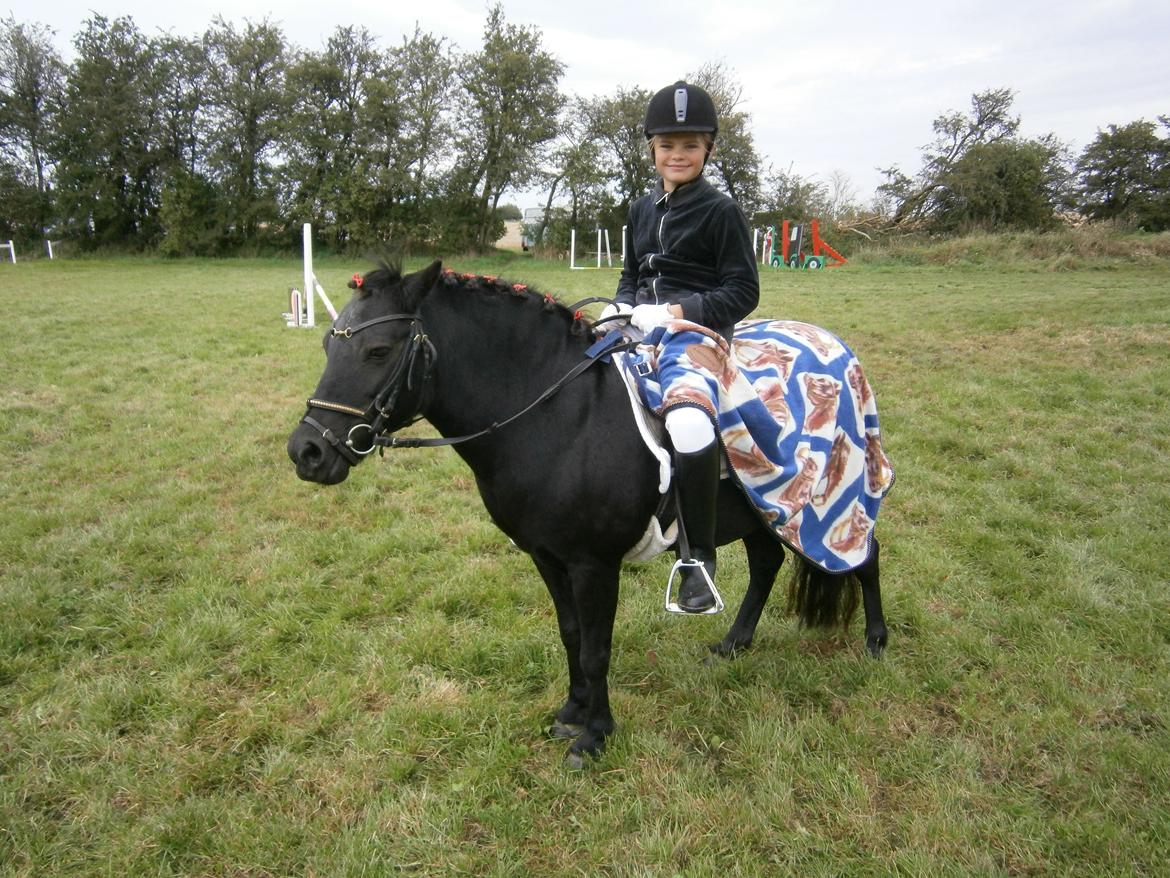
[563,557,620,768]
[530,552,590,736]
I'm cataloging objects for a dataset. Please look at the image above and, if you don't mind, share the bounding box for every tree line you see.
[2,8,1169,258]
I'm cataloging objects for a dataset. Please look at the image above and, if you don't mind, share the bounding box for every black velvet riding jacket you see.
[615,175,759,337]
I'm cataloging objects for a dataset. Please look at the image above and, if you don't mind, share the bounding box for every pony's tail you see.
[785,556,860,630]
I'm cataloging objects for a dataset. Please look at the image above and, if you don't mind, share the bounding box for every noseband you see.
[300,311,437,465]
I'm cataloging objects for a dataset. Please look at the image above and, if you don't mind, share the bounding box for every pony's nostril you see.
[288,435,324,469]
[299,441,323,467]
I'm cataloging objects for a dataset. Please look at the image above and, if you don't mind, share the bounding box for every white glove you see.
[630,303,673,333]
[594,302,632,335]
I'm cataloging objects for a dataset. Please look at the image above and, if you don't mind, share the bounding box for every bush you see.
[848,226,1170,270]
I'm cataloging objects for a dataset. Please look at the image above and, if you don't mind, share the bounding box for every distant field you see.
[2,254,1168,875]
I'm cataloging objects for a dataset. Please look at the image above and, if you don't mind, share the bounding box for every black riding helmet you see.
[643,80,719,140]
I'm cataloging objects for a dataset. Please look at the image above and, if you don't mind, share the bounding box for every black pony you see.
[287,260,887,767]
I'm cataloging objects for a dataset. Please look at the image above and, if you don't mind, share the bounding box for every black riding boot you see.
[674,443,721,613]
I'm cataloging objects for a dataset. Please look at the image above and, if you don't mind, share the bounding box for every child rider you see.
[600,80,760,612]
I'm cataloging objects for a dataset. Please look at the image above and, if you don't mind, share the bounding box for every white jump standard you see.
[284,222,338,328]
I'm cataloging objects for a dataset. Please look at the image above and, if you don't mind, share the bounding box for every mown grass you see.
[1,252,1168,876]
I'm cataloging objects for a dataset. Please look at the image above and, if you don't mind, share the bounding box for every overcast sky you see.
[8,0,1169,210]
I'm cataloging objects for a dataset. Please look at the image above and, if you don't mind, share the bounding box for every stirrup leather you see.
[663,558,725,615]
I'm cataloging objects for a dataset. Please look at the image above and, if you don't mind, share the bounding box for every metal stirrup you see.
[663,558,725,615]
[663,478,724,615]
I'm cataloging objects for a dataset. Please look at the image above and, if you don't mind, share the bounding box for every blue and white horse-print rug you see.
[623,318,895,573]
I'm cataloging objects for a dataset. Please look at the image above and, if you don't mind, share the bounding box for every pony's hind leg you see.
[712,529,785,657]
[856,538,887,658]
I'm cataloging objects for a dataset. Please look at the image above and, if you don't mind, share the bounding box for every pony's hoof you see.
[866,635,887,659]
[708,640,749,660]
[564,739,605,770]
[549,721,584,740]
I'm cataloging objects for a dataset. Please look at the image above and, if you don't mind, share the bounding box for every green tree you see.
[452,4,564,251]
[689,61,763,214]
[1075,118,1170,230]
[282,26,386,252]
[579,87,654,219]
[392,27,456,212]
[758,165,829,226]
[154,34,209,177]
[535,110,610,253]
[158,166,226,256]
[0,16,65,244]
[153,34,226,255]
[355,26,457,250]
[52,15,163,249]
[203,17,288,249]
[932,136,1069,231]
[878,88,1021,228]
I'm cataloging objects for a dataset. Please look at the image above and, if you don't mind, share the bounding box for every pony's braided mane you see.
[349,261,590,337]
[438,268,590,337]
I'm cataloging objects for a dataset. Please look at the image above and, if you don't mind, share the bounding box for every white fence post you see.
[302,223,315,328]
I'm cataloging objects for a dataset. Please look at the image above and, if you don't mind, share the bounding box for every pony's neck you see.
[418,283,588,445]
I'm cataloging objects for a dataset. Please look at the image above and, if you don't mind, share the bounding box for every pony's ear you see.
[402,259,443,311]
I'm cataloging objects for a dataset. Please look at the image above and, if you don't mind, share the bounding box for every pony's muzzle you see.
[287,424,350,484]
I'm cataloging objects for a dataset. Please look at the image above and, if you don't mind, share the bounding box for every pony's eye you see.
[367,346,392,360]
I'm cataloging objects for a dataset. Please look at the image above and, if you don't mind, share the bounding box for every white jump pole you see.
[570,228,578,270]
[302,223,315,328]
[314,277,337,322]
[2,240,14,264]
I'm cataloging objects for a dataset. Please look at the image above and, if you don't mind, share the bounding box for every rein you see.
[301,291,633,459]
[378,334,632,449]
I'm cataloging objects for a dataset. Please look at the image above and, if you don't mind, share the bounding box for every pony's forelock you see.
[350,258,404,299]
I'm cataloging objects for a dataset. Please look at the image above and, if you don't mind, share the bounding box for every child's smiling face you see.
[652,134,710,191]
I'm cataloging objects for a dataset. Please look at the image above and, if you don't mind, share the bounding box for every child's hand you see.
[594,302,632,336]
[630,304,673,333]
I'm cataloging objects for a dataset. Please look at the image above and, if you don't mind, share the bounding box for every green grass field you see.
[2,251,1168,875]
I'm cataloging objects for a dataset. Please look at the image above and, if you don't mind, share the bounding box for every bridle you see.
[300,311,437,465]
[299,292,635,464]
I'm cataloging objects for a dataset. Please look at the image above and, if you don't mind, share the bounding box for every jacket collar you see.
[654,174,712,207]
